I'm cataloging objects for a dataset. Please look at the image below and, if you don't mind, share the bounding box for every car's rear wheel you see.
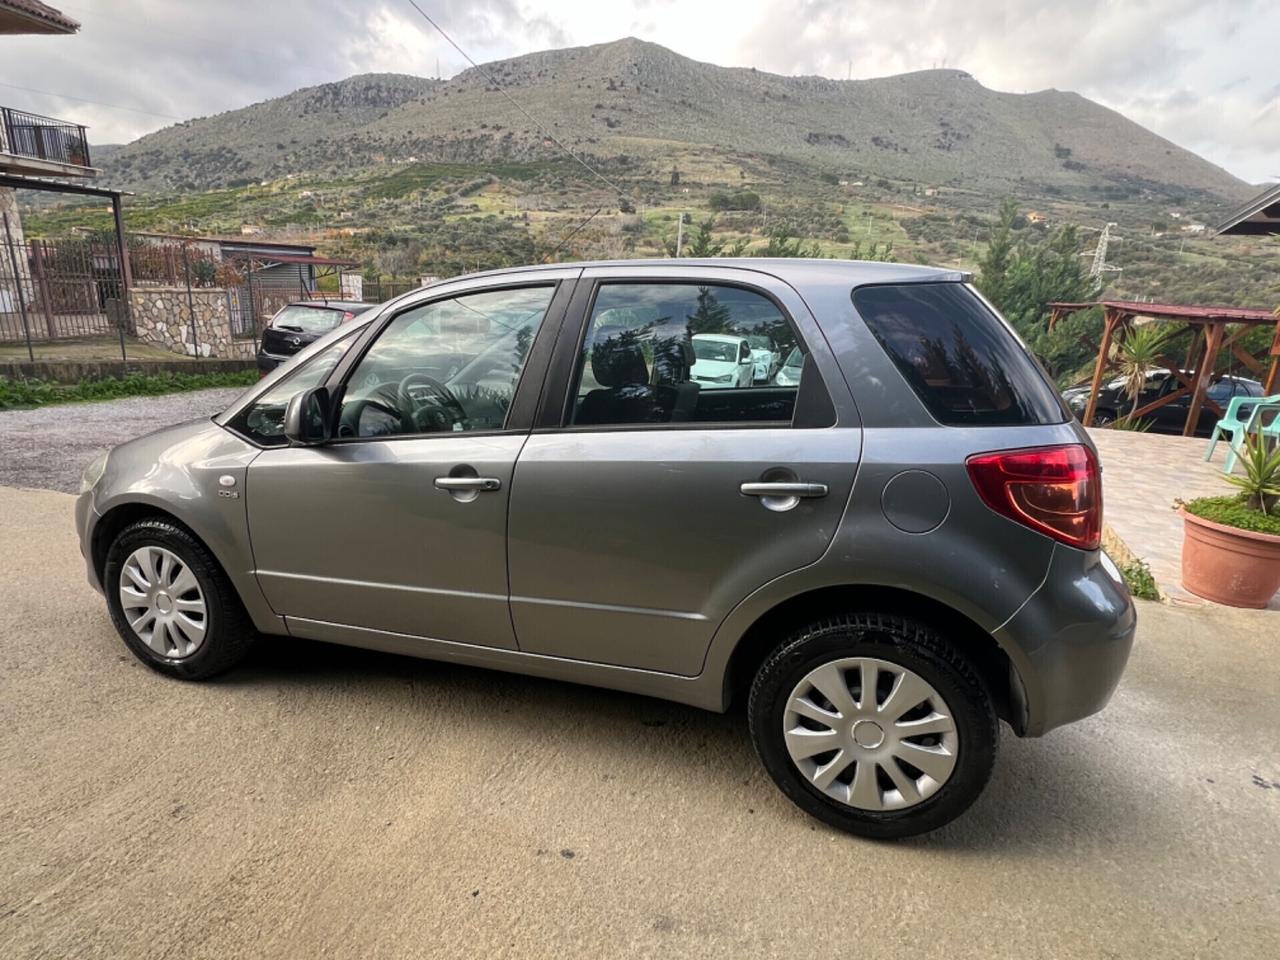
[1091,410,1117,427]
[104,518,256,680]
[748,613,997,839]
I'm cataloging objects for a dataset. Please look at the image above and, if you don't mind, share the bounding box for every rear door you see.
[506,265,861,675]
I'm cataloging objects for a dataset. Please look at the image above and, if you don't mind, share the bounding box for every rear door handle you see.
[434,476,502,492]
[740,482,828,498]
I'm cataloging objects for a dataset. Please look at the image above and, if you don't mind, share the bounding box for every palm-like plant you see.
[1224,433,1280,514]
[1113,324,1165,425]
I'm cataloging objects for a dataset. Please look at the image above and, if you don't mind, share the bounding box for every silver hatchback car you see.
[76,259,1135,838]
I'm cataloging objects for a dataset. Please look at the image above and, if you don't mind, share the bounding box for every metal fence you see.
[1,215,129,356]
[359,279,418,303]
[1,107,91,168]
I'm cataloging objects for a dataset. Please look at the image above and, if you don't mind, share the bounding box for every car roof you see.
[448,257,968,287]
[693,333,745,343]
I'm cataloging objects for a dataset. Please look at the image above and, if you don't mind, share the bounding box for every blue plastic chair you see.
[1205,394,1280,472]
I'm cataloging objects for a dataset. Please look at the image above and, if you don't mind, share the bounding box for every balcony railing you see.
[0,106,91,169]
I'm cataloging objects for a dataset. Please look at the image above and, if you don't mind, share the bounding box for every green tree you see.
[755,228,822,258]
[975,197,1018,307]
[976,200,1095,381]
[682,217,725,258]
[686,286,732,335]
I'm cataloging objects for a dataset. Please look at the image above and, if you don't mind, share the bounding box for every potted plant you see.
[1180,433,1280,607]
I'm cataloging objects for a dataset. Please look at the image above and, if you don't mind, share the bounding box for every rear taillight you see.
[342,311,355,322]
[965,444,1101,550]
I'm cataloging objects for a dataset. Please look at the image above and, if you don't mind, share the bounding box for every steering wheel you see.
[397,373,468,433]
[338,396,404,437]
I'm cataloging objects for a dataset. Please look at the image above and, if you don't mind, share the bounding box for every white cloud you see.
[2,0,1275,182]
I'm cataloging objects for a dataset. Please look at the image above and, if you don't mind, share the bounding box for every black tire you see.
[748,613,998,839]
[1091,410,1117,427]
[104,518,257,680]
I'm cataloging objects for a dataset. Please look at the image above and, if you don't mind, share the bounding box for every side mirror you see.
[283,386,333,446]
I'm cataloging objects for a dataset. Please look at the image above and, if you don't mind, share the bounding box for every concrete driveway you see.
[0,485,1276,959]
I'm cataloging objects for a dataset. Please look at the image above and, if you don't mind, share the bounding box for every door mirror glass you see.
[283,386,333,446]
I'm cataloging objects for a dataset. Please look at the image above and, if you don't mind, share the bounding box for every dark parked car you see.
[255,299,376,374]
[77,260,1135,839]
[1063,371,1264,435]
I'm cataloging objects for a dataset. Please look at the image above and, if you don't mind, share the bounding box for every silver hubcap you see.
[118,546,207,659]
[783,657,959,811]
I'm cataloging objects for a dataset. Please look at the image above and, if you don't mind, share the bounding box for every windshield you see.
[746,335,774,350]
[693,339,738,362]
[782,346,802,369]
[271,304,344,335]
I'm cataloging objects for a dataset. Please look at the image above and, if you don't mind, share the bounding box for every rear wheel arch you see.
[721,584,1022,732]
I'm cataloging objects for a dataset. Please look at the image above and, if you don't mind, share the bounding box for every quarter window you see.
[852,283,1065,426]
[337,285,554,438]
[570,283,807,426]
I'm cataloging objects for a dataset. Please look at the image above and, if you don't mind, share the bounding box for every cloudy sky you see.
[4,0,1277,183]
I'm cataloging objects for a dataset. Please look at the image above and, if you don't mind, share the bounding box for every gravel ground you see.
[0,387,246,493]
[0,486,1276,959]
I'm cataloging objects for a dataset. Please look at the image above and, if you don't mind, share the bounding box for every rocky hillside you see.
[102,73,440,191]
[99,38,1249,202]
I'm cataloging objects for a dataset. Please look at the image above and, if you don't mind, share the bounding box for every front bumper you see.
[74,488,104,594]
[995,544,1137,737]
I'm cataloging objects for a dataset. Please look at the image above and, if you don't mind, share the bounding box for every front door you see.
[246,278,571,648]
[507,268,861,675]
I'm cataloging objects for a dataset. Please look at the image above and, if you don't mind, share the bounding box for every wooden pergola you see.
[1048,300,1280,437]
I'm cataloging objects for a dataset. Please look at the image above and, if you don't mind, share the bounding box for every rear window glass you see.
[852,283,1065,426]
[271,305,343,335]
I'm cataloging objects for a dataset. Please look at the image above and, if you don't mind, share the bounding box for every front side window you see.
[337,285,554,438]
[231,334,356,446]
[570,283,805,426]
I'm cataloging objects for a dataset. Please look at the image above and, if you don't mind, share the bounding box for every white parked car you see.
[691,334,754,388]
[773,346,804,386]
[745,335,781,383]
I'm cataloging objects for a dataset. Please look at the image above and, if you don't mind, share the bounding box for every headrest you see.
[651,335,694,383]
[591,338,649,388]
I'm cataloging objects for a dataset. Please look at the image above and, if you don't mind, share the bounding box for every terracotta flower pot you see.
[1180,507,1280,608]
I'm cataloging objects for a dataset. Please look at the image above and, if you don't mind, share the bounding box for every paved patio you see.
[1089,427,1280,610]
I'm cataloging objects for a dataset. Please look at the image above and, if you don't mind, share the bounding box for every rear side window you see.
[271,305,343,335]
[852,283,1065,426]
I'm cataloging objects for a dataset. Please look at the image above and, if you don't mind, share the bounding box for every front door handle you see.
[434,476,502,492]
[740,482,828,498]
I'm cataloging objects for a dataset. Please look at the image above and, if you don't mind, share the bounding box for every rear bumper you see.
[995,544,1136,737]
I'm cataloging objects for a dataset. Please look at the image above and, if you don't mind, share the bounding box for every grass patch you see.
[0,370,258,410]
[1184,495,1280,537]
[1117,557,1160,600]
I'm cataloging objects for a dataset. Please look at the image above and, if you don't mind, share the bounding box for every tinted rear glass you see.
[271,305,343,335]
[852,283,1065,426]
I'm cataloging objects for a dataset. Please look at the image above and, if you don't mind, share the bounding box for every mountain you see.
[102,73,440,190]
[99,38,1248,203]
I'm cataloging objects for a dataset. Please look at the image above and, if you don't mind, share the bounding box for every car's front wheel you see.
[748,613,997,839]
[104,518,256,680]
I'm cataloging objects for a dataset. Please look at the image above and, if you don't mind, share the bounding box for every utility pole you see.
[675,213,684,257]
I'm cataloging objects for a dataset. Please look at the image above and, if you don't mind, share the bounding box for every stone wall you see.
[129,287,255,359]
